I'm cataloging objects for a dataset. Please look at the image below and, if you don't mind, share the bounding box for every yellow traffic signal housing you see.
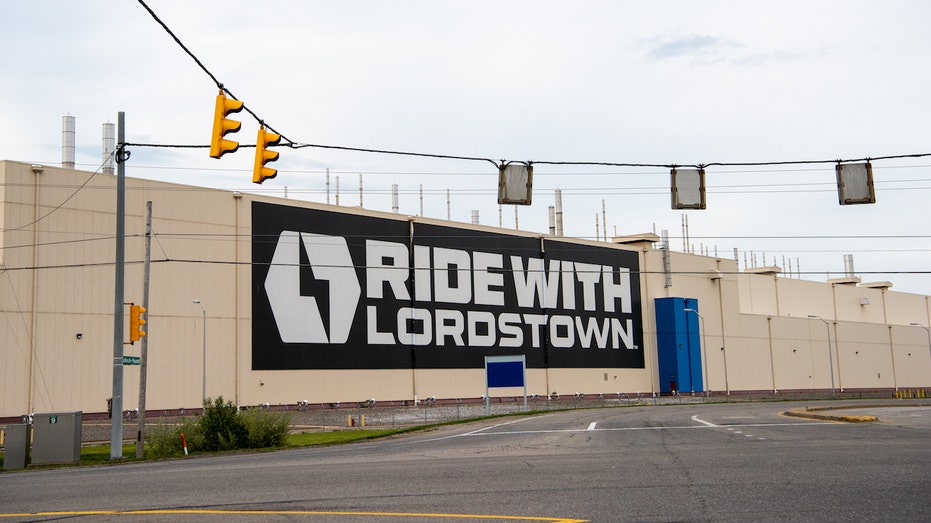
[129,304,146,343]
[253,126,281,184]
[209,90,244,158]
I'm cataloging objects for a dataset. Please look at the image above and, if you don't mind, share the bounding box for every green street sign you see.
[123,356,141,365]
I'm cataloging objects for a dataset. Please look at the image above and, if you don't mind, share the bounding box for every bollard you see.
[180,432,189,455]
[361,415,365,427]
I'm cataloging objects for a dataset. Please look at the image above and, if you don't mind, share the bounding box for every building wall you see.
[2,160,930,419]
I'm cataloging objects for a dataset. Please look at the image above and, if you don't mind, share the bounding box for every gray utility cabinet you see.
[2,424,31,470]
[31,411,82,465]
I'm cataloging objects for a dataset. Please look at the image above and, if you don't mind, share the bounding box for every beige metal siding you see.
[1,160,930,418]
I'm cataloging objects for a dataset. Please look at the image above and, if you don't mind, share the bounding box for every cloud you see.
[642,34,816,66]
[642,34,741,61]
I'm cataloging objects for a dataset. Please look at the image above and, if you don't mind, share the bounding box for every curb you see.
[783,403,931,423]
[784,406,878,423]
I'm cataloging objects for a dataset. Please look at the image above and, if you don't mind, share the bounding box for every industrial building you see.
[2,158,930,420]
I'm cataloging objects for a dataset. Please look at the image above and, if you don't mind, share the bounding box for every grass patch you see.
[2,407,549,470]
[79,444,142,466]
[285,428,412,447]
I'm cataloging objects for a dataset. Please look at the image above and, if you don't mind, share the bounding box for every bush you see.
[240,408,291,448]
[199,397,247,451]
[145,398,292,457]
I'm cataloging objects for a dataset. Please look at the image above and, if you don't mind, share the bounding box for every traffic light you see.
[253,126,281,184]
[129,304,146,343]
[209,90,244,159]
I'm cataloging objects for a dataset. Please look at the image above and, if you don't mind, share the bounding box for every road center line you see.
[0,510,587,522]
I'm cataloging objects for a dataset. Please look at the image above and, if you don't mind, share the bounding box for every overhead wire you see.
[3,255,930,277]
[23,1,914,289]
[0,153,112,232]
[134,0,931,175]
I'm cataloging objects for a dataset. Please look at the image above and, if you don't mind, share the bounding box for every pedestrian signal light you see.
[253,126,281,184]
[129,304,146,343]
[209,90,244,158]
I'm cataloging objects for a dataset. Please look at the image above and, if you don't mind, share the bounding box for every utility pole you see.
[135,201,152,459]
[110,112,127,460]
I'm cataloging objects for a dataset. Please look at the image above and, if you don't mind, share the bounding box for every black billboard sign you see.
[252,201,644,370]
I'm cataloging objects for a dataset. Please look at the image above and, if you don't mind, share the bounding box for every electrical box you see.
[31,411,82,465]
[2,424,31,470]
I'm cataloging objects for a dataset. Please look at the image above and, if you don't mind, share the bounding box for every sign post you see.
[484,355,527,415]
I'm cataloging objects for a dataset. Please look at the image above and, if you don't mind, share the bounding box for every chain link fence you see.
[278,388,905,432]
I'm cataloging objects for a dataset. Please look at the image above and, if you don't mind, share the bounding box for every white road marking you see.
[691,415,718,427]
[462,420,843,437]
[587,422,598,431]
[402,416,539,444]
[407,417,848,443]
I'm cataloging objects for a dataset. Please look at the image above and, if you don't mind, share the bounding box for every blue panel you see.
[487,361,525,388]
[654,297,683,393]
[654,297,704,393]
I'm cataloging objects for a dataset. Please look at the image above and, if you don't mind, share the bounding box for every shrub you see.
[199,397,247,451]
[144,398,292,457]
[240,408,291,448]
[147,417,201,458]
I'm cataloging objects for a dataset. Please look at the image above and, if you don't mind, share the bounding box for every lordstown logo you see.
[264,231,359,343]
[264,229,638,351]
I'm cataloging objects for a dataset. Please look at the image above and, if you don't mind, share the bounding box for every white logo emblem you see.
[264,231,361,343]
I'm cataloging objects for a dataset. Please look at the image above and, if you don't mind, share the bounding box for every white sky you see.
[2,1,930,295]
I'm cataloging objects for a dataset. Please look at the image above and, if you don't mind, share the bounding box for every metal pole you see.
[110,112,127,459]
[809,315,836,399]
[684,308,709,395]
[202,306,206,403]
[135,201,152,459]
[194,300,206,404]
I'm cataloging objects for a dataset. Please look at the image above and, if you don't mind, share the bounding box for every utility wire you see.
[0,155,111,232]
[3,257,929,277]
[135,1,931,175]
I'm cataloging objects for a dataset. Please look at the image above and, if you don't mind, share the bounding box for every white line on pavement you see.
[691,414,718,427]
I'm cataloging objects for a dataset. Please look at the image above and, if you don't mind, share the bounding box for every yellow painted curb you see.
[784,407,877,423]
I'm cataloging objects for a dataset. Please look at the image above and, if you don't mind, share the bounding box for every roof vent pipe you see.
[844,254,855,278]
[554,189,564,236]
[471,210,479,225]
[548,206,556,235]
[62,115,76,168]
[391,184,399,213]
[102,122,115,175]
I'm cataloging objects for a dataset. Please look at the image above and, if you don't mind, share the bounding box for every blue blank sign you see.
[486,359,525,388]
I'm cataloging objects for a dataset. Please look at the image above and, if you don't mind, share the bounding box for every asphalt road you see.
[2,401,929,522]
